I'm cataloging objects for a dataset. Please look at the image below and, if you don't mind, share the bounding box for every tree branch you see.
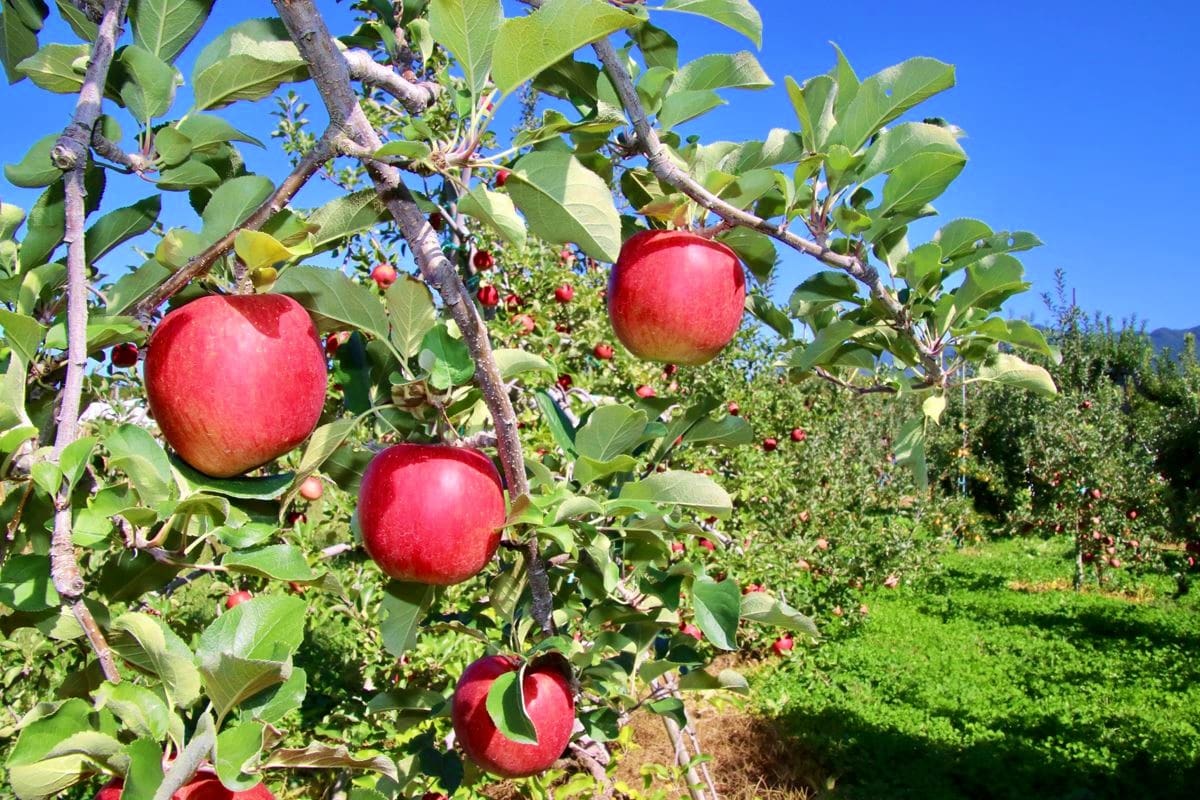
[48,0,128,685]
[131,127,339,317]
[343,49,440,114]
[91,129,153,173]
[273,0,553,634]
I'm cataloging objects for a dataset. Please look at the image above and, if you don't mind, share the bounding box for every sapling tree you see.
[0,0,1055,798]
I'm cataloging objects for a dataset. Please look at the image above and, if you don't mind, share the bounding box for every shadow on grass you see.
[780,704,1200,800]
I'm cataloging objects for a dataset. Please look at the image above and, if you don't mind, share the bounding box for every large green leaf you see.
[876,150,965,217]
[457,185,526,247]
[114,44,179,122]
[972,353,1057,398]
[492,0,637,93]
[109,612,202,708]
[214,721,264,791]
[199,174,273,243]
[93,682,169,740]
[380,581,434,657]
[273,265,390,340]
[0,553,59,611]
[833,56,955,152]
[740,591,819,637]
[0,0,45,83]
[306,189,387,252]
[791,318,870,373]
[130,0,213,63]
[672,51,771,92]
[507,150,620,262]
[619,470,732,516]
[385,275,436,359]
[223,545,316,582]
[196,596,306,716]
[176,113,263,150]
[428,0,500,97]
[658,0,762,48]
[4,133,60,188]
[691,575,739,650]
[16,41,88,93]
[84,195,160,263]
[575,404,647,462]
[857,121,964,183]
[190,17,307,110]
[485,667,538,745]
[105,423,175,506]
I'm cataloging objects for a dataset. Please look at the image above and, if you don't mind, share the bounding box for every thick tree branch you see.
[273,0,553,633]
[131,128,339,317]
[344,49,440,114]
[49,0,128,685]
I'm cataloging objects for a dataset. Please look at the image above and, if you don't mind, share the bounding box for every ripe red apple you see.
[556,374,573,390]
[698,538,716,552]
[593,343,614,360]
[299,475,323,501]
[554,323,571,334]
[495,169,510,187]
[145,294,327,478]
[226,590,252,609]
[324,331,348,358]
[554,284,574,303]
[477,285,500,307]
[1090,488,1103,500]
[1127,510,1138,520]
[451,655,574,778]
[429,212,444,231]
[762,438,778,452]
[359,444,504,585]
[474,250,495,270]
[608,230,745,365]
[790,428,807,443]
[727,402,740,416]
[110,342,139,368]
[513,314,535,335]
[670,541,685,553]
[505,292,523,309]
[635,384,656,399]
[1109,557,1121,568]
[370,263,397,289]
[96,774,275,800]
[772,634,794,656]
[680,623,703,640]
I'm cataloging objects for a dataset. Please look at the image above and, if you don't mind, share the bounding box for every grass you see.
[749,537,1200,800]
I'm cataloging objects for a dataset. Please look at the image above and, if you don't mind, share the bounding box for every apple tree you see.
[0,0,1054,798]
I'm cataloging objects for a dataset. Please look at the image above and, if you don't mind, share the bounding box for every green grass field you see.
[752,538,1200,800]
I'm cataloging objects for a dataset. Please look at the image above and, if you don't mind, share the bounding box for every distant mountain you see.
[1149,326,1200,356]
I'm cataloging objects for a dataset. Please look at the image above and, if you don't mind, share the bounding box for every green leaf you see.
[677,667,749,693]
[190,17,307,110]
[485,667,538,745]
[740,591,820,637]
[59,434,96,491]
[380,580,435,657]
[923,394,947,423]
[894,415,927,490]
[176,113,263,150]
[493,348,553,380]
[0,553,59,611]
[0,308,47,364]
[746,295,791,339]
[121,738,164,800]
[948,255,1029,323]
[223,545,316,582]
[575,405,647,462]
[156,157,220,189]
[232,229,310,271]
[16,42,88,93]
[295,417,358,477]
[877,150,965,217]
[259,743,398,781]
[171,457,294,500]
[672,51,771,92]
[833,57,956,152]
[418,323,475,390]
[214,721,264,791]
[385,275,436,359]
[786,73,836,152]
[458,185,526,247]
[573,453,637,485]
[273,265,390,340]
[691,575,739,650]
[239,667,306,725]
[85,195,160,263]
[683,413,754,447]
[972,352,1057,398]
[493,0,635,93]
[373,140,431,161]
[130,0,213,63]
[4,133,61,187]
[619,470,732,516]
[306,189,387,252]
[115,44,179,122]
[857,121,964,183]
[657,89,724,129]
[9,732,124,799]
[93,682,169,740]
[1,0,45,84]
[658,0,762,48]
[831,42,860,117]
[199,174,273,243]
[508,150,621,263]
[791,318,869,373]
[428,0,500,97]
[105,423,175,506]
[153,126,191,165]
[789,271,860,304]
[717,227,775,281]
[109,613,202,708]
[534,389,577,457]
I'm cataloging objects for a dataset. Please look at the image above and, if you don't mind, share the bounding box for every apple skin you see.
[727,402,740,416]
[145,294,327,478]
[299,476,323,501]
[790,428,807,443]
[635,384,656,399]
[772,635,794,656]
[474,250,495,270]
[370,263,397,289]
[452,655,575,778]
[359,444,505,585]
[477,285,500,307]
[554,284,575,303]
[608,230,745,365]
[513,314,535,335]
[96,773,274,800]
[110,342,139,368]
[495,169,510,187]
[680,623,703,640]
[593,343,614,360]
[226,590,252,609]
[762,438,778,452]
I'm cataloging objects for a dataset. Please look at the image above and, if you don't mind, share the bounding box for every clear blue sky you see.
[2,0,1197,329]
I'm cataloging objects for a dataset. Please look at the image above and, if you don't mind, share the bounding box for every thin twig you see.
[91,129,152,173]
[48,0,128,685]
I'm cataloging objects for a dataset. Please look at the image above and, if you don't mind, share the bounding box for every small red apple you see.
[762,438,778,452]
[742,583,765,595]
[477,285,500,307]
[1090,488,1103,500]
[370,263,397,289]
[608,230,745,365]
[790,428,807,442]
[451,655,575,778]
[324,332,348,358]
[473,250,495,270]
[145,294,327,478]
[495,169,510,187]
[593,343,614,360]
[299,475,323,501]
[1109,557,1121,568]
[635,384,656,399]
[698,538,716,552]
[110,342,139,368]
[680,623,703,640]
[670,541,685,553]
[557,374,573,390]
[772,634,794,656]
[815,538,829,551]
[287,511,306,526]
[429,212,444,231]
[554,323,571,334]
[513,314,535,335]
[554,284,574,303]
[359,444,504,585]
[226,590,252,609]
[1127,510,1138,520]
[727,402,740,416]
[504,293,523,309]
[663,363,678,377]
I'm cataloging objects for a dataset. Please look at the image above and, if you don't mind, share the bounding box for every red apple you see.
[359,444,504,585]
[505,292,522,309]
[110,342,139,368]
[477,285,500,307]
[680,623,703,641]
[742,583,765,595]
[593,343,614,360]
[790,428,807,442]
[762,438,778,452]
[287,511,306,526]
[635,384,656,399]
[226,590,252,609]
[96,774,275,800]
[883,574,900,589]
[474,250,495,270]
[556,374,573,390]
[1127,510,1138,520]
[429,212,444,231]
[145,294,327,478]
[299,475,323,501]
[772,635,794,656]
[727,402,740,416]
[495,169,510,187]
[451,655,575,778]
[324,332,348,358]
[370,263,397,289]
[1109,557,1121,568]
[513,314,535,335]
[670,541,685,553]
[607,230,745,365]
[698,538,716,552]
[554,284,575,303]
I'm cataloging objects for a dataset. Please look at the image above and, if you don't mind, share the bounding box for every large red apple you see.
[145,294,326,478]
[607,230,745,365]
[96,772,274,799]
[451,655,575,778]
[358,444,505,584]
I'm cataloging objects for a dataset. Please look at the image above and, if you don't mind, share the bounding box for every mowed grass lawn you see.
[752,538,1200,800]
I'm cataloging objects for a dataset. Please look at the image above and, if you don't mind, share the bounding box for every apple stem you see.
[274,0,555,635]
[46,0,130,685]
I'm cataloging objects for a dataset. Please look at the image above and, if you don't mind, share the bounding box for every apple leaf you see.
[386,275,436,359]
[507,150,621,263]
[4,133,62,188]
[691,575,740,650]
[485,667,539,745]
[190,18,307,111]
[273,265,390,342]
[619,470,732,517]
[575,405,648,462]
[130,0,214,64]
[259,742,398,781]
[658,0,762,48]
[214,721,264,791]
[109,612,203,708]
[428,0,501,98]
[739,592,820,637]
[380,580,435,657]
[457,185,526,247]
[222,545,317,582]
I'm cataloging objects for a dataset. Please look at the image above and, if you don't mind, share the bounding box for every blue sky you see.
[2,0,1197,329]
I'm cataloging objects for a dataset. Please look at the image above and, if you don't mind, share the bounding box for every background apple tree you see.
[0,0,1056,798]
